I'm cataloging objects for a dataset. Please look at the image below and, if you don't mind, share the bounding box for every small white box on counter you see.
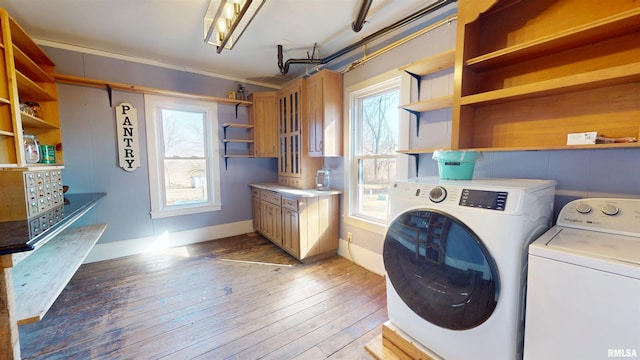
[567,131,597,145]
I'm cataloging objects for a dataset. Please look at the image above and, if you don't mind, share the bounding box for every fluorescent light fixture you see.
[204,0,266,53]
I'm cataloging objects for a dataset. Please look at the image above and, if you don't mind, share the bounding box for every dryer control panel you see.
[459,189,508,211]
[557,198,640,237]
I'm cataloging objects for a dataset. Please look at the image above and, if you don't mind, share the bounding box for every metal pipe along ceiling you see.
[277,0,457,75]
[352,0,373,32]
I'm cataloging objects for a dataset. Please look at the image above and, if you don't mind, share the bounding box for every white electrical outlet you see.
[347,232,352,242]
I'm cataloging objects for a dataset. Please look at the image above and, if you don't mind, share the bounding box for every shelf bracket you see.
[403,70,424,137]
[404,70,423,99]
[403,109,422,137]
[408,153,420,176]
[105,84,113,107]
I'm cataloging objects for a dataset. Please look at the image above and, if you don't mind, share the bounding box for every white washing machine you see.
[524,198,640,360]
[384,177,556,360]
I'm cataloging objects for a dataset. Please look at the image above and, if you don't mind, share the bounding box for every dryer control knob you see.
[601,204,619,216]
[429,186,447,203]
[575,203,592,214]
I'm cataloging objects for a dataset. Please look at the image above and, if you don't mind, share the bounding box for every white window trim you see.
[343,69,411,234]
[144,94,222,219]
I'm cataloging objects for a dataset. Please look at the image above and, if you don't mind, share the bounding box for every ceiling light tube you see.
[203,0,266,53]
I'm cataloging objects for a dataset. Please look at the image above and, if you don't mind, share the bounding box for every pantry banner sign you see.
[116,102,140,171]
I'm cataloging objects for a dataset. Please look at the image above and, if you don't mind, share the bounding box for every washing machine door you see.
[383,209,500,330]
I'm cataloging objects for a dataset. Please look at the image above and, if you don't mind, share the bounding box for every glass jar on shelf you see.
[23,134,41,164]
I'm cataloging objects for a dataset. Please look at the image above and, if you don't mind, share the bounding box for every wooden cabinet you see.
[249,92,278,158]
[0,9,62,167]
[281,197,300,258]
[452,0,640,151]
[250,185,339,262]
[277,70,343,189]
[251,187,261,232]
[277,79,323,189]
[305,69,343,157]
[0,168,64,231]
[259,189,282,246]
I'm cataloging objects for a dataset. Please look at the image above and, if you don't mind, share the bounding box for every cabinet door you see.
[306,76,324,157]
[304,70,343,157]
[278,81,302,178]
[282,207,300,258]
[251,195,261,232]
[261,201,282,246]
[250,92,278,158]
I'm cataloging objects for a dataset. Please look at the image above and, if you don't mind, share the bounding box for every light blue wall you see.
[45,47,278,244]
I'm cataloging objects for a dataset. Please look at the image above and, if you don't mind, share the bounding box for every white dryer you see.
[525,198,640,360]
[384,177,556,360]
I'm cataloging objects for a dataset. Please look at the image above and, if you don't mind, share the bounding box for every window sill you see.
[343,214,386,235]
[150,203,222,219]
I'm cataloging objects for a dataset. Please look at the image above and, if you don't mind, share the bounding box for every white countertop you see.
[250,183,342,198]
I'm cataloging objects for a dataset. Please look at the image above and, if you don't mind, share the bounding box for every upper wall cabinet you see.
[305,69,343,157]
[0,9,62,167]
[249,91,278,158]
[452,0,640,151]
[278,78,323,189]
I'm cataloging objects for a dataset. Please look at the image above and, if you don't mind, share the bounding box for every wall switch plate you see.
[567,131,597,145]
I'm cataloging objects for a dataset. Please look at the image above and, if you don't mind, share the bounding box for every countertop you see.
[0,193,106,255]
[250,183,342,197]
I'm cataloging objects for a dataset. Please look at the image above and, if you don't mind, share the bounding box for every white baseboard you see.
[337,238,385,276]
[83,220,254,264]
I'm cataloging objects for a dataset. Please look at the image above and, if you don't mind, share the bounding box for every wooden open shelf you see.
[20,111,57,128]
[223,139,254,143]
[466,8,640,71]
[400,49,455,76]
[222,123,254,166]
[13,224,107,325]
[399,95,453,113]
[16,70,56,102]
[13,45,54,83]
[399,49,456,139]
[223,122,253,129]
[399,141,640,154]
[460,62,640,107]
[452,0,640,151]
[7,14,55,68]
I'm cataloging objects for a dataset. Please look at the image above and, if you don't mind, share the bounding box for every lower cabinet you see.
[251,188,261,233]
[250,185,339,262]
[261,195,282,247]
[281,196,301,257]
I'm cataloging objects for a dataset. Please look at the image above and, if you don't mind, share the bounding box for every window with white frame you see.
[346,75,402,228]
[144,94,222,218]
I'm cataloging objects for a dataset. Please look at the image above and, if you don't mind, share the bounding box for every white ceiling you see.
[0,0,452,87]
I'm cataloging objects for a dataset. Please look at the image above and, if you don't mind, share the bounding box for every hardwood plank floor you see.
[18,233,386,359]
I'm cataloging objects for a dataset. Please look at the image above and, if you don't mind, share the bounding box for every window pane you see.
[356,157,396,221]
[359,90,399,156]
[161,109,205,157]
[163,158,208,206]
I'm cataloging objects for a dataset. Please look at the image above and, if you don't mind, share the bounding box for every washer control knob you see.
[601,204,619,216]
[575,203,592,214]
[429,186,447,203]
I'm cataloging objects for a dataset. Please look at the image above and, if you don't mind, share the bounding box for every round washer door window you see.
[383,209,500,330]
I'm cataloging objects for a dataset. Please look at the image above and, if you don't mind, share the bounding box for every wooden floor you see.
[18,233,387,359]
